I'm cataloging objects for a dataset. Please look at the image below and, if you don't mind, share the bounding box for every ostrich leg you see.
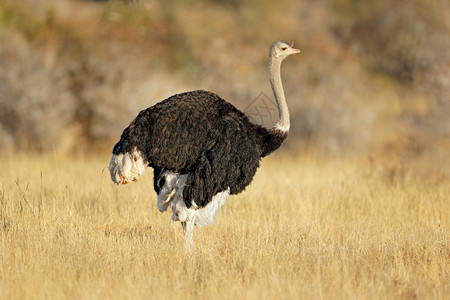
[181,219,195,247]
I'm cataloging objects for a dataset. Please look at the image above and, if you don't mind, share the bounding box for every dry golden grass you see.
[0,153,448,299]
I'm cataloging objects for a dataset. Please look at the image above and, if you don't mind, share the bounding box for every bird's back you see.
[129,90,251,170]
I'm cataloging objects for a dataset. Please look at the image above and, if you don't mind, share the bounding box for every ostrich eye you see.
[281,47,287,51]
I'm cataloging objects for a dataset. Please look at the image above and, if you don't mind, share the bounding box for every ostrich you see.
[109,41,300,244]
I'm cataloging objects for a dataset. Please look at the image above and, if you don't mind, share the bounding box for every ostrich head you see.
[270,41,301,60]
[109,141,146,185]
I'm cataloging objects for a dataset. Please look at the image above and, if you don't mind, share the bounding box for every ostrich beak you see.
[287,47,301,55]
[287,42,301,55]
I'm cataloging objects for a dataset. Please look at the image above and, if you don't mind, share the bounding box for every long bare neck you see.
[269,55,289,133]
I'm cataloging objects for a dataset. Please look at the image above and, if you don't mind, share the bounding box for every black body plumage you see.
[113,90,287,208]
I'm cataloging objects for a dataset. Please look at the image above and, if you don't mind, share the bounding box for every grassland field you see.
[0,153,448,299]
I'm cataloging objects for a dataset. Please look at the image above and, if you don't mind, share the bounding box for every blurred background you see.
[0,0,448,175]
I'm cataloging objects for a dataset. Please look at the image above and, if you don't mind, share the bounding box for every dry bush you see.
[0,0,383,155]
[0,0,192,152]
[332,0,450,146]
[0,0,448,164]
